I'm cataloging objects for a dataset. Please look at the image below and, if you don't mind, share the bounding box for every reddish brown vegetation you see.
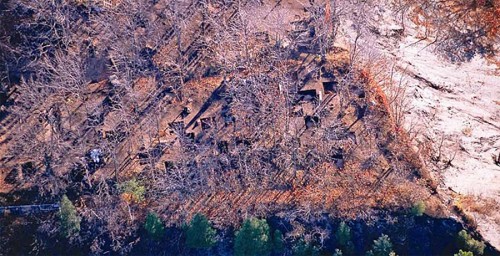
[400,0,500,61]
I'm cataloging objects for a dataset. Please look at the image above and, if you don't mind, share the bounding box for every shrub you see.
[234,218,271,256]
[117,179,145,202]
[144,212,165,240]
[457,230,485,255]
[59,195,81,238]
[185,213,216,249]
[411,201,426,216]
[454,250,474,256]
[462,213,478,229]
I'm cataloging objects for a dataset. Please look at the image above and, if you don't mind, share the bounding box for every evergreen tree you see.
[367,234,394,256]
[457,230,485,255]
[185,213,216,249]
[272,229,284,253]
[234,218,271,256]
[293,239,319,256]
[144,212,165,240]
[59,195,81,238]
[454,250,474,256]
[335,221,352,249]
[333,249,343,256]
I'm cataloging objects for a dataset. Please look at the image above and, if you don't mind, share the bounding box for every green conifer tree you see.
[272,229,285,253]
[144,212,165,240]
[59,195,81,238]
[234,218,271,256]
[367,234,394,256]
[185,213,216,249]
[293,239,319,256]
[454,250,474,256]
[457,230,485,255]
[336,221,352,249]
[333,248,343,256]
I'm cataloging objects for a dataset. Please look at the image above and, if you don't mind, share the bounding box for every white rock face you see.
[396,39,500,250]
[336,4,500,249]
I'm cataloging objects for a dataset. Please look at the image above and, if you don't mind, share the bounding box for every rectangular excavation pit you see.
[169,121,185,131]
[200,117,216,130]
[322,81,338,93]
[305,115,320,129]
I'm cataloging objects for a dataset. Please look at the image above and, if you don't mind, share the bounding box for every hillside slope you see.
[334,2,500,248]
[0,0,499,254]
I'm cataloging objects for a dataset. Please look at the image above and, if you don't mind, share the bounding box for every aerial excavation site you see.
[0,0,499,255]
